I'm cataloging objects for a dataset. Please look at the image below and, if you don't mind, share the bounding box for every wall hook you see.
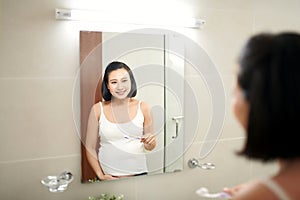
[188,158,215,170]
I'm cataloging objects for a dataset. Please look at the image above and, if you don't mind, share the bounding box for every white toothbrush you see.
[196,187,231,199]
[123,135,142,140]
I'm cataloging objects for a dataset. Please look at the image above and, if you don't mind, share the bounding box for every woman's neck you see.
[278,158,300,173]
[111,98,131,106]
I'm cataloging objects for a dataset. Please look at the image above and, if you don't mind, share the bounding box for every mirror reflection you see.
[80,31,184,182]
[85,61,156,181]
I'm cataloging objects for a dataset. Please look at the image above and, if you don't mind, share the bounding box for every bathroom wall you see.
[1,0,300,199]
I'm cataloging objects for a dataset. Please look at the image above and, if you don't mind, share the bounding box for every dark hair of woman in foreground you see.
[237,32,300,162]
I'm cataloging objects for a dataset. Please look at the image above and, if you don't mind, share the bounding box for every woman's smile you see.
[115,89,128,96]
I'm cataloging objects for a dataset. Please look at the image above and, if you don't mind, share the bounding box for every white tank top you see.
[98,101,148,176]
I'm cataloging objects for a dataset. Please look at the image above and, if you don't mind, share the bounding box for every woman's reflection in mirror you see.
[85,61,156,181]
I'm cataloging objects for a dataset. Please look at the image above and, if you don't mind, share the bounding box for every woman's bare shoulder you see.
[92,102,102,119]
[139,100,150,111]
[138,101,152,119]
[231,180,278,200]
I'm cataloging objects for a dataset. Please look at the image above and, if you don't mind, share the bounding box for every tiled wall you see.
[1,0,299,199]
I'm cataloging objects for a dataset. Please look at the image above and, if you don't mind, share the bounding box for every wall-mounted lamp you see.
[55,8,205,29]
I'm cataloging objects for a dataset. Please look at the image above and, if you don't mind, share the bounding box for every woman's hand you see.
[141,133,156,151]
[223,183,249,198]
[223,186,240,197]
[98,174,118,181]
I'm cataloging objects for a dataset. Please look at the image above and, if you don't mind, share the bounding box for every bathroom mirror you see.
[80,30,185,183]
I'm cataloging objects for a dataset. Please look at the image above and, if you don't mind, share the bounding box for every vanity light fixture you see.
[55,8,205,29]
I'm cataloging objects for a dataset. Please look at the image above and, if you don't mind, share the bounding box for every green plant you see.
[88,177,101,183]
[88,193,124,200]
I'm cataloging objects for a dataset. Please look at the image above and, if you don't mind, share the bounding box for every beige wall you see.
[1,0,299,199]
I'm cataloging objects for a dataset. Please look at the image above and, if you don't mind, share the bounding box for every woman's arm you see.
[140,101,156,151]
[223,181,260,199]
[85,103,116,181]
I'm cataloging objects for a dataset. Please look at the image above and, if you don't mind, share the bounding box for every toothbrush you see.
[123,135,142,140]
[196,187,231,199]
